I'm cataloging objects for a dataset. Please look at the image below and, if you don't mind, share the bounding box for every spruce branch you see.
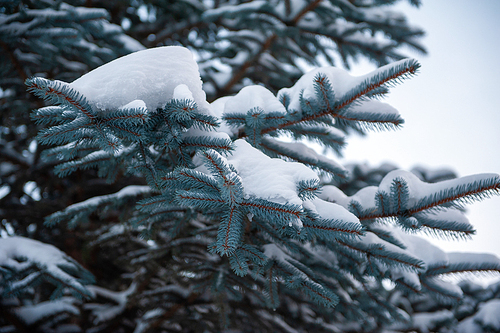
[260,61,417,136]
[176,190,226,210]
[175,168,220,192]
[26,77,95,120]
[337,59,420,110]
[302,219,364,240]
[45,185,150,226]
[358,174,500,222]
[182,136,233,152]
[137,195,175,212]
[216,206,244,256]
[336,239,424,271]
[409,176,500,214]
[420,278,462,303]
[394,277,422,295]
[31,106,80,128]
[424,253,500,277]
[241,199,302,220]
[413,211,476,239]
[260,138,348,180]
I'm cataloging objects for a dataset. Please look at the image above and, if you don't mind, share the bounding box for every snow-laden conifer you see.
[2,1,500,332]
[4,45,496,332]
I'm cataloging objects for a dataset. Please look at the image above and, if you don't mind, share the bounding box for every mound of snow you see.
[70,46,211,113]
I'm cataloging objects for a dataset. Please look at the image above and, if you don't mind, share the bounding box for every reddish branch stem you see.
[240,202,300,218]
[359,183,500,221]
[261,64,415,135]
[223,206,236,251]
[337,240,423,269]
[303,223,362,235]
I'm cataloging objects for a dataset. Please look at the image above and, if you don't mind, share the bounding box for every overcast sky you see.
[340,1,500,258]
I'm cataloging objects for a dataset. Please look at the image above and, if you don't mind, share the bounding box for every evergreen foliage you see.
[73,0,425,99]
[1,1,499,332]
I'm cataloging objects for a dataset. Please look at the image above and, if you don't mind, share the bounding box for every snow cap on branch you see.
[0,236,94,299]
[70,46,211,113]
[227,139,319,206]
[223,85,286,115]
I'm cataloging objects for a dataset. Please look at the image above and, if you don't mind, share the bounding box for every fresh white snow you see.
[13,297,80,326]
[347,99,400,116]
[304,198,359,226]
[471,299,500,330]
[263,138,346,174]
[277,59,414,116]
[278,66,364,112]
[85,282,137,324]
[378,170,499,209]
[227,139,318,206]
[118,99,146,110]
[223,85,286,115]
[58,185,151,214]
[70,46,212,113]
[0,236,91,296]
[409,310,454,333]
[172,83,195,101]
[211,96,238,136]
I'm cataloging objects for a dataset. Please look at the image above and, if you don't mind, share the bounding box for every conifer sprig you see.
[20,32,500,330]
[45,185,150,227]
[26,77,96,120]
[351,172,500,242]
[260,59,418,137]
[336,237,425,272]
[410,176,500,213]
[260,138,348,180]
[420,277,462,304]
[336,59,420,110]
[424,253,500,277]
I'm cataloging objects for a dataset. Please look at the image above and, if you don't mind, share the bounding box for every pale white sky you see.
[341,1,500,258]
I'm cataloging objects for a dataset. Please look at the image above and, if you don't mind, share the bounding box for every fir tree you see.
[1,1,500,333]
[82,0,426,99]
[0,0,145,269]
